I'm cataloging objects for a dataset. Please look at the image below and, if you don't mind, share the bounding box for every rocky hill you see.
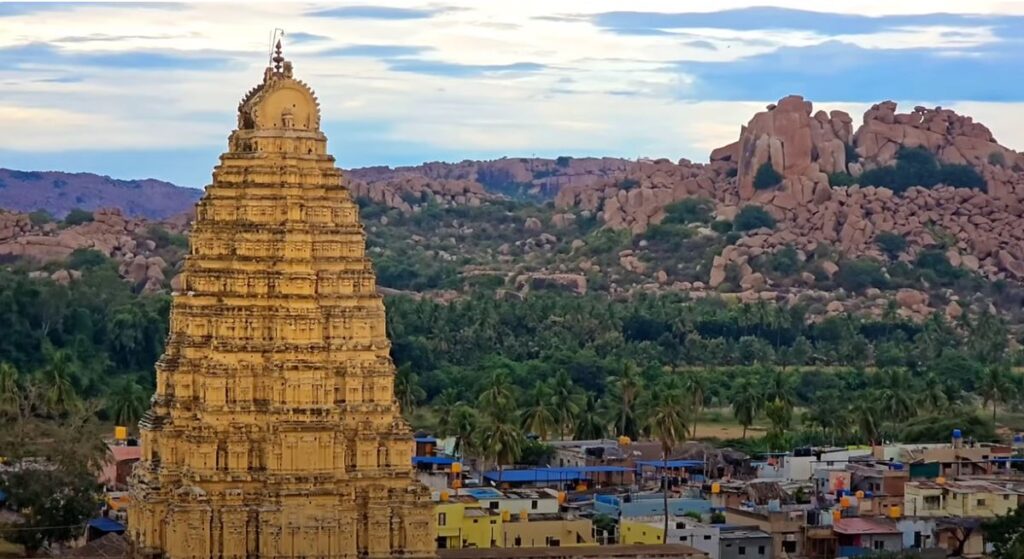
[0,168,203,219]
[2,95,1024,328]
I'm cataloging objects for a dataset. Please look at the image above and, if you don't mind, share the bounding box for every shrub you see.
[768,245,800,275]
[62,208,94,226]
[875,232,907,260]
[753,162,783,190]
[733,205,776,231]
[827,172,856,187]
[836,258,888,292]
[988,151,1006,167]
[858,147,986,193]
[28,209,54,226]
[915,249,963,282]
[618,178,641,190]
[67,248,110,270]
[146,225,188,249]
[644,223,695,246]
[710,220,733,234]
[662,198,713,225]
[844,143,861,163]
[725,167,738,178]
[555,156,572,168]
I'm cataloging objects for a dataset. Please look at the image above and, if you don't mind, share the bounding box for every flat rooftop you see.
[439,544,707,558]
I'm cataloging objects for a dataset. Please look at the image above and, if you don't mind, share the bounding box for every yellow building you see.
[436,496,503,550]
[127,41,435,559]
[620,520,664,544]
[502,514,595,548]
[904,480,1019,518]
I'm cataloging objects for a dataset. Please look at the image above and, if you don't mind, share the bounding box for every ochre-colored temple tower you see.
[128,45,436,559]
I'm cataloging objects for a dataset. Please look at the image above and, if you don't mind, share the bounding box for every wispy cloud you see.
[319,44,430,58]
[0,42,238,71]
[287,32,331,43]
[307,5,452,20]
[385,60,546,77]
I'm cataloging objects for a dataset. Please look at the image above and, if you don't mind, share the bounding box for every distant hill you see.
[0,168,202,219]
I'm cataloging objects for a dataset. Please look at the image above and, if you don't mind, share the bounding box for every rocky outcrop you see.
[0,208,175,292]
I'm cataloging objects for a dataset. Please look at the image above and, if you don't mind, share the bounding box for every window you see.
[679,536,688,542]
[704,535,712,540]
[514,536,522,547]
[546,537,561,547]
[758,546,765,555]
[874,540,885,550]
[783,541,797,553]
[489,502,499,510]
[739,546,746,556]
[978,499,987,506]
[676,522,686,529]
[531,500,538,510]
[437,513,447,527]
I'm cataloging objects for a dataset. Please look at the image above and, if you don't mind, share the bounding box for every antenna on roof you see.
[269,28,285,68]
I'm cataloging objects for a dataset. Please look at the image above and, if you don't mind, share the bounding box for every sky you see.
[2,1,1024,187]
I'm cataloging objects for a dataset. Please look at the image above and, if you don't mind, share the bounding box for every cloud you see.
[286,32,331,44]
[677,40,1024,102]
[0,2,183,16]
[592,7,1024,39]
[0,42,237,71]
[683,40,717,51]
[384,60,547,78]
[307,5,450,20]
[319,44,431,58]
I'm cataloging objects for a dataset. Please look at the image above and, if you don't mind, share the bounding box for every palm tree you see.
[608,363,643,439]
[106,377,149,427]
[550,371,583,438]
[730,377,763,439]
[478,413,523,486]
[521,382,558,440]
[681,369,709,437]
[39,350,80,416]
[478,370,515,416]
[853,395,882,445]
[763,368,795,411]
[877,369,917,429]
[979,366,1012,422]
[917,373,948,412]
[434,388,461,437]
[573,395,607,440]
[450,404,479,459]
[394,364,426,414]
[0,362,20,418]
[645,385,691,545]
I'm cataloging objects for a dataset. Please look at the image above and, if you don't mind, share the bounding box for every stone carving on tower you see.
[128,41,436,559]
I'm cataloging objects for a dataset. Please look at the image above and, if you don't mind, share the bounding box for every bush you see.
[836,258,888,292]
[28,209,54,226]
[875,232,907,260]
[988,151,1006,167]
[827,172,856,187]
[768,245,800,275]
[858,147,986,193]
[753,162,782,190]
[710,219,733,234]
[618,178,640,190]
[555,156,572,168]
[62,208,94,226]
[915,249,964,282]
[67,249,110,270]
[644,223,695,247]
[146,225,188,249]
[844,143,861,163]
[662,198,713,225]
[733,205,776,231]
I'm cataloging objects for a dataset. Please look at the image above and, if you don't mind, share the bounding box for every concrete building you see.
[595,493,712,519]
[724,507,805,557]
[459,487,562,516]
[436,496,503,549]
[833,518,902,557]
[621,518,771,559]
[904,480,1019,518]
[503,513,595,548]
[438,543,709,558]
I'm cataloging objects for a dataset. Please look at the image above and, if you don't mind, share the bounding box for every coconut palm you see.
[573,394,607,440]
[450,403,479,458]
[39,350,80,416]
[608,363,643,439]
[394,364,426,414]
[478,413,523,486]
[434,388,461,437]
[853,395,882,445]
[550,371,583,438]
[106,377,149,427]
[730,377,763,439]
[681,369,709,437]
[645,382,691,545]
[917,373,948,412]
[0,362,20,418]
[521,381,558,440]
[979,365,1013,422]
[478,369,515,415]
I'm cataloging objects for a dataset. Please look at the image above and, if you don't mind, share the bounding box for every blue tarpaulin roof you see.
[0,490,6,502]
[483,466,630,483]
[635,460,705,469]
[88,518,126,533]
[412,456,456,466]
[414,437,437,444]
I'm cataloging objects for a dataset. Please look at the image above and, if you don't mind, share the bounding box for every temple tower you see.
[128,44,436,559]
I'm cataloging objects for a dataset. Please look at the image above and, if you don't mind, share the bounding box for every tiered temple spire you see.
[127,48,436,559]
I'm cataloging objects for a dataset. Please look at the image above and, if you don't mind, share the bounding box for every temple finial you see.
[272,39,284,72]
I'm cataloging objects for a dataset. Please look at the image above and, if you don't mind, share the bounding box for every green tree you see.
[645,382,691,545]
[394,364,426,414]
[979,365,1013,422]
[521,381,558,440]
[434,388,461,437]
[450,403,479,458]
[478,413,524,485]
[0,362,19,418]
[574,394,607,440]
[38,350,80,416]
[733,205,776,231]
[730,377,763,439]
[62,208,94,226]
[983,500,1024,558]
[874,232,908,260]
[106,377,149,427]
[608,363,643,439]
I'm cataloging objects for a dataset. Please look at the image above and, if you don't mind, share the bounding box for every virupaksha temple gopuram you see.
[127,42,437,559]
